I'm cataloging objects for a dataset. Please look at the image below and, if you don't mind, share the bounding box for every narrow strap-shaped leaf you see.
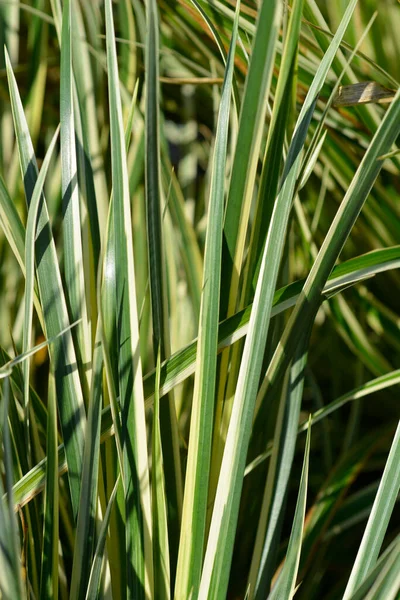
[362,548,400,600]
[221,0,281,317]
[297,427,390,585]
[104,0,153,597]
[60,0,91,395]
[174,3,241,596]
[70,322,104,599]
[160,151,202,318]
[70,0,109,244]
[85,477,120,600]
[39,370,58,600]
[23,127,60,461]
[209,0,306,551]
[209,0,305,518]
[0,175,29,285]
[0,173,43,326]
[70,0,104,265]
[146,0,183,570]
[5,47,86,519]
[100,84,140,489]
[343,420,400,598]
[245,0,305,294]
[347,535,400,600]
[152,348,171,600]
[252,337,310,599]
[145,0,164,352]
[187,0,240,113]
[303,0,381,134]
[0,322,80,381]
[267,419,311,600]
[100,201,125,480]
[0,378,24,599]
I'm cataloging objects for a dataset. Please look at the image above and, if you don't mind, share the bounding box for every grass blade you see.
[186,0,240,113]
[152,349,171,600]
[145,0,183,570]
[104,0,153,596]
[347,535,400,600]
[39,370,58,600]
[343,420,400,598]
[209,0,305,522]
[85,477,120,600]
[70,0,109,245]
[5,48,86,519]
[245,0,306,291]
[23,127,60,461]
[69,323,104,599]
[60,0,91,394]
[145,0,164,353]
[267,420,311,600]
[0,378,24,599]
[174,3,240,596]
[252,340,310,599]
[0,173,43,326]
[221,0,282,315]
[362,548,400,600]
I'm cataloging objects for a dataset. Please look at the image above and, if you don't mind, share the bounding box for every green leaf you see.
[0,378,24,600]
[347,534,400,600]
[186,0,240,113]
[160,151,202,319]
[104,0,153,596]
[6,47,86,519]
[0,174,43,321]
[208,0,306,531]
[174,3,241,596]
[23,126,60,461]
[362,546,400,600]
[99,89,139,493]
[246,0,306,292]
[39,370,58,600]
[85,477,120,600]
[70,323,104,599]
[267,419,311,600]
[298,427,393,589]
[145,0,164,353]
[152,349,171,600]
[252,340,310,599]
[343,420,400,598]
[145,0,183,571]
[221,0,282,317]
[60,0,91,394]
[70,0,106,262]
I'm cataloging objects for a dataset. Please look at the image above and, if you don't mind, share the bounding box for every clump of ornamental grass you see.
[0,0,399,598]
